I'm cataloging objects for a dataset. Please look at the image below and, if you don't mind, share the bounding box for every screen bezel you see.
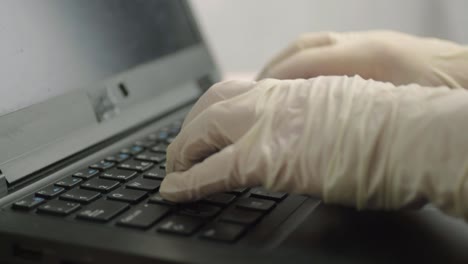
[0,1,220,185]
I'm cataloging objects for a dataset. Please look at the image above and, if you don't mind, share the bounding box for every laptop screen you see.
[0,0,199,117]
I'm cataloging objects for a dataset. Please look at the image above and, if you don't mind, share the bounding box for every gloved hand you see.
[160,76,468,219]
[257,31,468,88]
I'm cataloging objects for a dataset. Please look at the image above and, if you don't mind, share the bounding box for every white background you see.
[2,0,467,116]
[191,0,468,77]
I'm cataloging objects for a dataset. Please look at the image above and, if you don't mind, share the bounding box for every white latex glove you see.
[257,31,468,88]
[160,76,468,220]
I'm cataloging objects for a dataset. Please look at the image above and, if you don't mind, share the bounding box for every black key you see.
[108,188,147,203]
[105,153,131,163]
[169,121,182,134]
[60,189,101,203]
[148,130,169,142]
[37,200,80,216]
[118,160,154,172]
[178,203,221,218]
[159,163,166,170]
[89,160,115,171]
[77,200,129,222]
[150,143,168,153]
[120,145,144,155]
[168,126,181,136]
[12,196,45,210]
[117,204,169,229]
[134,140,156,148]
[100,168,137,182]
[250,188,288,202]
[143,167,165,180]
[127,178,161,192]
[148,193,177,206]
[36,186,65,199]
[227,187,249,195]
[157,215,204,236]
[202,193,236,207]
[73,168,100,179]
[219,208,264,225]
[81,178,120,193]
[200,222,246,243]
[55,176,82,189]
[236,198,276,212]
[165,137,175,144]
[135,151,166,163]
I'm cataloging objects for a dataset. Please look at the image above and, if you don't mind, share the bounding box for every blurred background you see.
[190,0,468,79]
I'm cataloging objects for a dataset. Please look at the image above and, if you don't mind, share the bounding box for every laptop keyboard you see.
[10,120,290,243]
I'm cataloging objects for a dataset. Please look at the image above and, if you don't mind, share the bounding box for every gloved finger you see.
[257,32,337,80]
[262,43,375,80]
[181,80,256,129]
[167,88,261,173]
[161,145,261,202]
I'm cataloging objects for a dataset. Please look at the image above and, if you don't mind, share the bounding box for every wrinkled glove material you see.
[161,76,468,220]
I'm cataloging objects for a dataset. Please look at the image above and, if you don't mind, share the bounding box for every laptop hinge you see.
[0,170,7,198]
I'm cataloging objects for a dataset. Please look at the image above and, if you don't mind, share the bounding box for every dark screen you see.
[0,0,199,116]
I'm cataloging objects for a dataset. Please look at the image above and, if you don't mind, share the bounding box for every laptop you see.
[1,1,468,263]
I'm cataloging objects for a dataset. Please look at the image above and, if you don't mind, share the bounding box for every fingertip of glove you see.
[160,172,190,202]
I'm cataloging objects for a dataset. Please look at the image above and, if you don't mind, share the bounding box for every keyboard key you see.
[134,140,156,148]
[60,189,101,203]
[135,151,166,163]
[236,198,276,212]
[118,160,154,172]
[169,121,182,134]
[148,193,177,206]
[36,186,65,199]
[37,200,80,216]
[143,168,165,180]
[157,215,204,236]
[178,203,221,218]
[127,178,161,192]
[77,200,129,222]
[202,193,236,207]
[108,188,147,203]
[227,187,249,196]
[73,168,99,179]
[200,222,246,243]
[165,137,175,144]
[100,168,137,182]
[12,196,45,210]
[117,204,169,229]
[148,130,169,142]
[81,178,120,193]
[89,160,115,171]
[250,188,288,202]
[150,143,168,153]
[55,176,82,189]
[168,126,181,136]
[219,208,264,225]
[159,163,166,170]
[105,153,131,163]
[120,145,144,155]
